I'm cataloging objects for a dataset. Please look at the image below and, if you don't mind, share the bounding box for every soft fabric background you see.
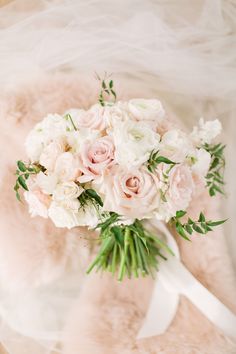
[0,0,235,353]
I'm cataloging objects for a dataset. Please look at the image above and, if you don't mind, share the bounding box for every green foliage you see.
[78,188,104,209]
[204,143,226,196]
[147,150,177,173]
[87,215,173,281]
[14,161,42,201]
[95,72,117,106]
[171,210,227,240]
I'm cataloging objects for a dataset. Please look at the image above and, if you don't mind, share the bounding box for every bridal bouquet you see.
[14,79,226,281]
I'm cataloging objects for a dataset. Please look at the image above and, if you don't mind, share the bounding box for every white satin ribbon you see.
[138,220,236,340]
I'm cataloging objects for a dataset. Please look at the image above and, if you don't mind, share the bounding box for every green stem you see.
[86,237,113,274]
[134,234,143,274]
[129,234,138,278]
[118,227,130,281]
[111,243,118,276]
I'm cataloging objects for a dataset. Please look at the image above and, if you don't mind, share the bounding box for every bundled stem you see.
[86,216,171,281]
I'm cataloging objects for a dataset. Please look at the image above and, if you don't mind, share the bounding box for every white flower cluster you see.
[24,99,222,228]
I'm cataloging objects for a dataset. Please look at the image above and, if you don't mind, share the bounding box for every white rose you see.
[159,129,194,163]
[54,152,80,182]
[128,99,165,122]
[191,148,211,177]
[53,182,83,202]
[191,118,222,145]
[39,138,65,171]
[24,190,50,218]
[112,120,160,168]
[36,172,58,195]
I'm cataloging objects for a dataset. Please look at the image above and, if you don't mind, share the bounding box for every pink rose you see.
[166,164,194,215]
[101,166,160,219]
[78,136,115,182]
[68,105,106,130]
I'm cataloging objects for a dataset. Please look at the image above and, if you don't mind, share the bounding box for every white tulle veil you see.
[0,0,235,352]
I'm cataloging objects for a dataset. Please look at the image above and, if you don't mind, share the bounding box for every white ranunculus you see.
[111,120,160,168]
[191,148,211,177]
[191,118,222,145]
[128,98,165,122]
[36,172,58,195]
[48,199,98,229]
[48,199,81,229]
[53,182,83,202]
[25,114,71,162]
[159,129,194,163]
[66,129,100,154]
[76,203,99,228]
[41,113,70,136]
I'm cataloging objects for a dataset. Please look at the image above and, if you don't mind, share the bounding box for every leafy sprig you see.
[204,143,226,196]
[95,72,117,106]
[147,150,177,173]
[171,210,227,240]
[87,215,172,281]
[14,161,42,201]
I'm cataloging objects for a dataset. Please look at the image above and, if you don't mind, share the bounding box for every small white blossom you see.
[191,118,222,145]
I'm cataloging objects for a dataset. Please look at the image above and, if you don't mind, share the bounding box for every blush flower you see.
[100,166,160,219]
[165,164,194,217]
[54,152,80,182]
[78,136,115,182]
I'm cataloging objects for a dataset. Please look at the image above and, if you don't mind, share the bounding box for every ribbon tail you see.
[160,256,236,340]
[137,276,179,339]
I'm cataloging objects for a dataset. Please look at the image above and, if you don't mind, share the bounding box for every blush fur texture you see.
[0,74,235,353]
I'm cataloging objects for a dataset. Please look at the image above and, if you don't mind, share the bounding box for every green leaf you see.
[176,210,187,218]
[176,222,191,241]
[85,189,103,207]
[207,219,227,227]
[187,218,194,225]
[16,191,21,201]
[17,160,27,172]
[192,224,204,234]
[109,80,113,88]
[209,187,216,196]
[185,224,193,235]
[198,212,205,222]
[14,183,19,192]
[17,176,28,191]
[111,89,116,99]
[111,226,123,246]
[155,156,176,165]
